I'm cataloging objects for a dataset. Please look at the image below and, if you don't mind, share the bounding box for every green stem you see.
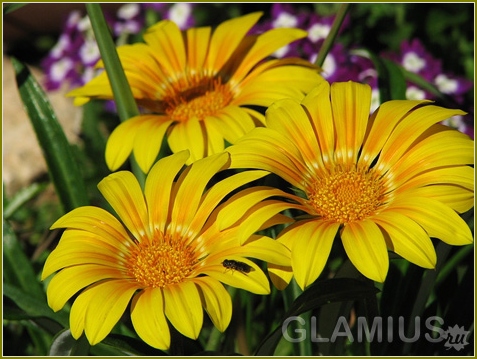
[314,3,351,68]
[85,3,145,186]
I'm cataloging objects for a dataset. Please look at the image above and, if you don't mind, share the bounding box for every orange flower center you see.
[163,76,234,122]
[307,166,385,223]
[126,233,197,288]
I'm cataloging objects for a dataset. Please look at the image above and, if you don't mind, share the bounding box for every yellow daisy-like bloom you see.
[41,151,291,349]
[67,12,323,172]
[227,80,474,289]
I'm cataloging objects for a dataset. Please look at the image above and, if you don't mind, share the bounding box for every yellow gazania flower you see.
[227,80,474,289]
[41,151,291,349]
[67,12,323,172]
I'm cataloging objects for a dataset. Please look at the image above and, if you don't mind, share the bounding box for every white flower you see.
[308,23,331,42]
[435,74,458,94]
[50,58,74,82]
[406,86,426,100]
[167,3,193,29]
[117,3,140,20]
[402,52,426,73]
[273,13,298,28]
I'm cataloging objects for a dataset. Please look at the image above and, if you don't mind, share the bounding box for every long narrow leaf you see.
[254,278,378,355]
[3,3,27,15]
[368,53,407,102]
[314,3,350,67]
[49,329,90,356]
[3,219,45,299]
[3,283,69,328]
[85,4,145,184]
[12,58,88,212]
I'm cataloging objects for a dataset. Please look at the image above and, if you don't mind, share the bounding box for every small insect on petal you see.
[222,259,252,274]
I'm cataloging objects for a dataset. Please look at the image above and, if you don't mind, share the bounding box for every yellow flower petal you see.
[69,285,95,339]
[50,207,131,244]
[186,26,211,72]
[231,27,308,84]
[361,99,429,168]
[66,71,113,103]
[202,116,226,155]
[133,116,174,173]
[301,81,335,164]
[228,128,307,187]
[202,259,270,295]
[42,233,124,280]
[372,211,436,269]
[237,200,303,244]
[399,186,474,213]
[396,166,474,193]
[145,150,190,233]
[206,106,256,144]
[105,116,149,172]
[378,105,467,172]
[189,170,269,235]
[267,98,322,171]
[286,220,340,290]
[83,280,138,345]
[131,288,171,350]
[169,152,229,238]
[388,197,473,246]
[143,20,186,80]
[239,236,291,267]
[168,117,205,164]
[163,282,203,340]
[341,220,389,282]
[194,277,232,332]
[389,127,473,186]
[46,265,124,311]
[235,57,322,106]
[98,171,150,239]
[268,263,293,290]
[205,12,263,73]
[217,186,295,231]
[330,81,371,166]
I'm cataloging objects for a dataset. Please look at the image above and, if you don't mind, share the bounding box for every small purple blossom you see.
[383,38,442,82]
[113,3,144,36]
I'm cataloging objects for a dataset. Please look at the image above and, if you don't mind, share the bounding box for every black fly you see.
[222,259,252,274]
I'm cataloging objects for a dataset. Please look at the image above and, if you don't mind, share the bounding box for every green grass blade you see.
[314,3,350,68]
[85,3,145,183]
[12,57,88,212]
[85,3,139,122]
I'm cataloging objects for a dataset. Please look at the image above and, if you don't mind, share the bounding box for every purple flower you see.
[270,3,308,29]
[434,73,473,104]
[383,38,442,82]
[113,3,145,36]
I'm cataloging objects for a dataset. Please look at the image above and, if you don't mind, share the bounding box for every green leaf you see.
[368,53,407,102]
[3,3,27,15]
[96,334,168,356]
[3,182,48,219]
[314,3,351,67]
[3,219,44,298]
[3,282,69,328]
[49,329,90,356]
[11,57,88,212]
[254,278,378,355]
[85,4,145,185]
